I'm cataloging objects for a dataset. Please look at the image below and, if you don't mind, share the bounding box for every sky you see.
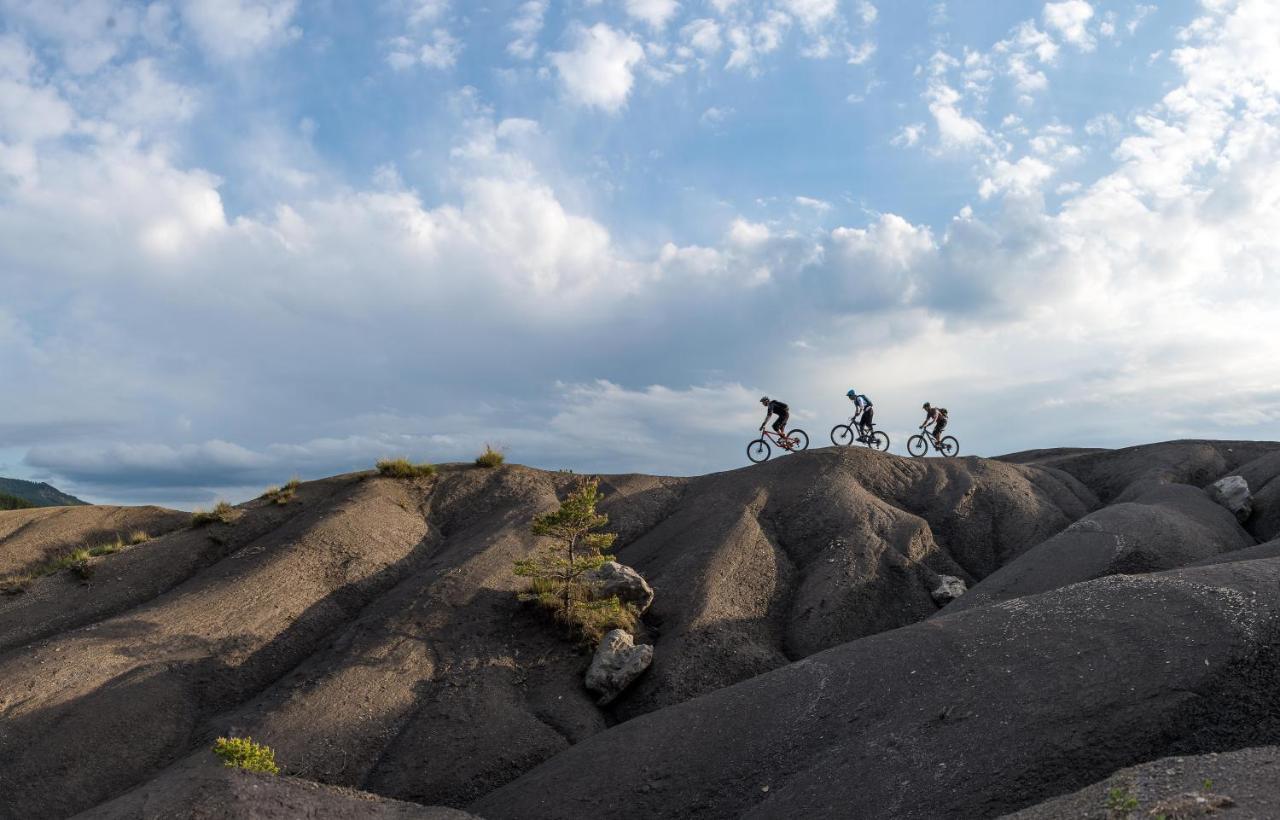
[1,0,1278,508]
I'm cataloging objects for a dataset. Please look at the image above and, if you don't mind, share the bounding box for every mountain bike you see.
[747,427,810,463]
[830,417,890,451]
[907,425,959,458]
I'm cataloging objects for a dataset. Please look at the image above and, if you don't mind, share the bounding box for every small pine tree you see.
[515,478,631,640]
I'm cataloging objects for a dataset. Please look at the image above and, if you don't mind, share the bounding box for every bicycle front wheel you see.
[747,438,771,463]
[940,436,959,458]
[789,429,810,452]
[867,431,890,452]
[907,434,928,457]
[830,424,855,447]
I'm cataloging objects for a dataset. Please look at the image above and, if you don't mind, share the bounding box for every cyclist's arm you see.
[761,410,772,429]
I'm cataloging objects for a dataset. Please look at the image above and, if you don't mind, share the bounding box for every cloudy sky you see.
[1,0,1277,507]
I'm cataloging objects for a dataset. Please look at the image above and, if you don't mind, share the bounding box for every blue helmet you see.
[846,389,857,398]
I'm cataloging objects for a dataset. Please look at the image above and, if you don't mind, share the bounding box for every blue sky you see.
[1,0,1278,508]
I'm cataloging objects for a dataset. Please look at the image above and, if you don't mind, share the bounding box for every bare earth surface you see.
[2,439,1280,819]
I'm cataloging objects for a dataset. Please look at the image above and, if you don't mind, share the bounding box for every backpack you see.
[858,394,872,407]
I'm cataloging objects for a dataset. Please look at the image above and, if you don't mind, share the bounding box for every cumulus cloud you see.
[1043,0,1095,51]
[507,0,548,59]
[625,0,680,30]
[551,23,645,111]
[179,0,300,61]
[6,0,1280,507]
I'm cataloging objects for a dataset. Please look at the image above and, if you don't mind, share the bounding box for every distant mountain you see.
[0,478,86,507]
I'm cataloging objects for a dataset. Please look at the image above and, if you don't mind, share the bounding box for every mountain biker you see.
[921,402,948,446]
[846,389,873,440]
[760,396,789,438]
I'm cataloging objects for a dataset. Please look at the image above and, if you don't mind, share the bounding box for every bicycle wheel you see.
[747,438,771,463]
[830,424,855,447]
[940,436,959,458]
[868,431,890,452]
[788,429,810,452]
[907,434,928,457]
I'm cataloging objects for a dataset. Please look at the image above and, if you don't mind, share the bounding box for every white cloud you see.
[780,0,838,31]
[794,196,831,212]
[1043,0,1096,52]
[179,0,300,61]
[681,18,722,55]
[847,41,875,65]
[508,0,548,59]
[856,1,878,26]
[700,106,733,125]
[725,11,791,72]
[979,156,1055,198]
[418,28,461,69]
[626,0,680,30]
[550,23,645,111]
[892,123,926,147]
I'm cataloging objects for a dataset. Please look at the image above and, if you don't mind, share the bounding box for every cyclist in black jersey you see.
[760,396,790,437]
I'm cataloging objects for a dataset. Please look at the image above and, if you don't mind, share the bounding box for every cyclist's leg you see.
[773,413,788,437]
[862,407,875,435]
[933,417,947,443]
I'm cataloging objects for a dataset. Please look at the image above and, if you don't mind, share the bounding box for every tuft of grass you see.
[0,576,31,595]
[261,478,301,506]
[376,458,437,479]
[127,530,151,545]
[192,501,243,527]
[475,444,506,469]
[213,736,279,775]
[1105,784,1139,816]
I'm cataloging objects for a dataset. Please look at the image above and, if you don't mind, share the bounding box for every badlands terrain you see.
[4,440,1280,818]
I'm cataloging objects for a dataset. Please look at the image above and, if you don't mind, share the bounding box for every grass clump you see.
[1,529,154,590]
[475,444,505,469]
[261,478,301,505]
[213,736,279,775]
[192,501,244,527]
[1105,784,1139,816]
[514,478,639,643]
[376,458,437,478]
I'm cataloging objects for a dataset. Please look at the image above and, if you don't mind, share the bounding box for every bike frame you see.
[760,429,800,448]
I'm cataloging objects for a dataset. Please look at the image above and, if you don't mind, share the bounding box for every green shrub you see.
[376,458,437,478]
[192,501,243,527]
[213,736,279,775]
[261,478,301,505]
[475,444,505,468]
[1106,784,1139,815]
[515,478,638,642]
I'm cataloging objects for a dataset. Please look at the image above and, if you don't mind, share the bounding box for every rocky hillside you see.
[3,441,1280,818]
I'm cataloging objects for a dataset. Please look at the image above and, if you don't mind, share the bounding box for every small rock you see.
[585,629,653,706]
[1147,791,1234,816]
[1207,475,1252,523]
[932,575,968,607]
[584,561,655,613]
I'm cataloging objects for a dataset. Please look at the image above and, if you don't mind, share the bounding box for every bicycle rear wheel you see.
[867,431,890,452]
[907,434,928,457]
[830,424,855,447]
[788,429,809,451]
[747,438,771,463]
[940,436,959,458]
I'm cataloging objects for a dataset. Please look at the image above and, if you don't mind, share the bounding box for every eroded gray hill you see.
[1,439,1279,819]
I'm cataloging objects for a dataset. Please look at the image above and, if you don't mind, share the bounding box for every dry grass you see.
[522,578,638,643]
[262,478,301,505]
[192,501,244,527]
[475,444,506,469]
[0,529,158,590]
[376,458,437,478]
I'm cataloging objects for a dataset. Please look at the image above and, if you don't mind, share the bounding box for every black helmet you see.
[922,402,931,409]
[760,396,770,404]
